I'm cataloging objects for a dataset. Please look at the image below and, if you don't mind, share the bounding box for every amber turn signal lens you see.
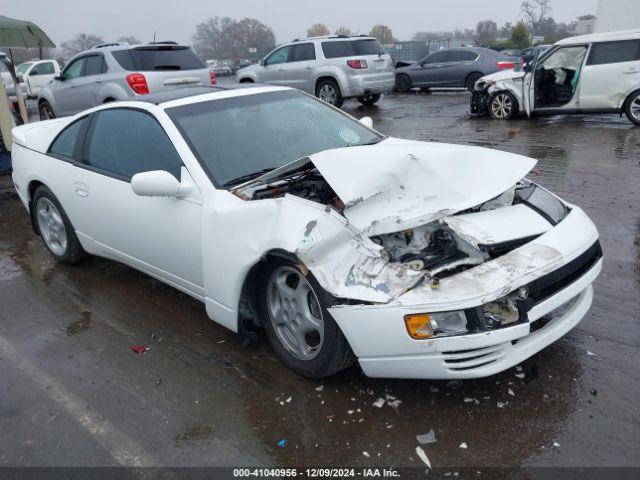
[404,313,433,339]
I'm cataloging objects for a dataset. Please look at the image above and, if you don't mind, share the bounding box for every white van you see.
[471,29,640,125]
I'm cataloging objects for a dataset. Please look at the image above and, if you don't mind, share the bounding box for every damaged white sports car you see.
[11,85,602,379]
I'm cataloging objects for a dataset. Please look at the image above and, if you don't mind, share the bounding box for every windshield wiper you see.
[223,168,277,187]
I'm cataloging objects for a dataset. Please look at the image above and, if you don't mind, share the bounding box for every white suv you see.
[236,36,394,107]
[471,29,640,125]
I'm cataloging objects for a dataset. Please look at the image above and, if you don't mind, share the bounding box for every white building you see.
[573,17,596,35]
[595,0,640,32]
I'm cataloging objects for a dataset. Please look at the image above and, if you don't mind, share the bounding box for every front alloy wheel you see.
[267,266,324,360]
[624,90,640,125]
[258,258,354,378]
[489,91,516,120]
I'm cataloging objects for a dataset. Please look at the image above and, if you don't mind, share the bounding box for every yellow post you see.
[0,80,13,151]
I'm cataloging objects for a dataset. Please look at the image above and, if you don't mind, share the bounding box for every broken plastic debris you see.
[459,442,468,449]
[130,345,150,355]
[463,397,473,403]
[515,372,525,379]
[373,398,385,408]
[385,394,402,409]
[277,439,286,448]
[497,401,506,409]
[553,441,560,447]
[429,386,439,393]
[362,451,370,458]
[415,446,432,469]
[586,350,596,356]
[315,385,324,392]
[508,388,515,397]
[416,430,437,444]
[285,396,292,403]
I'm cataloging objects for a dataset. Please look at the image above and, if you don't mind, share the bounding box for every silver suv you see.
[38,42,214,119]
[236,36,394,107]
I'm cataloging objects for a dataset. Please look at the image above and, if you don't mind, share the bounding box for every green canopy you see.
[0,15,55,49]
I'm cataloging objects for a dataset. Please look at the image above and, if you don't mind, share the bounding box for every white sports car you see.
[11,85,602,379]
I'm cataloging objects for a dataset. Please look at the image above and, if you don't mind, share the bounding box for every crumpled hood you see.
[309,138,537,236]
[481,69,526,83]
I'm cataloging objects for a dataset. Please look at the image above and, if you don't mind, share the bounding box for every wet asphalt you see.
[0,90,639,475]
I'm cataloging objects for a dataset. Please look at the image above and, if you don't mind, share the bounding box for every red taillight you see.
[347,59,368,69]
[209,70,217,85]
[126,73,149,95]
[7,101,14,111]
[496,60,516,70]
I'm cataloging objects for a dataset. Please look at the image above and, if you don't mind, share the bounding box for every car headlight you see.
[405,311,467,339]
[518,184,568,224]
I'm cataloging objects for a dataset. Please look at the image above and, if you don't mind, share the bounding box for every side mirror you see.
[259,59,265,66]
[54,74,62,81]
[131,170,181,198]
[16,73,24,82]
[359,116,373,128]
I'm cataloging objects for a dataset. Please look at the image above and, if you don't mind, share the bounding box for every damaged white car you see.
[11,85,602,379]
[471,29,640,125]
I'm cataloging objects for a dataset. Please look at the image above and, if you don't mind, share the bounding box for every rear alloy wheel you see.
[395,74,412,93]
[357,93,381,106]
[624,89,640,125]
[38,101,56,120]
[258,258,354,378]
[489,91,517,120]
[465,72,483,92]
[316,79,343,108]
[33,186,87,265]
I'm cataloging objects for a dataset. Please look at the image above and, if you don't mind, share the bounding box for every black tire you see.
[623,89,640,125]
[38,100,56,120]
[395,73,412,93]
[465,72,484,92]
[489,91,518,120]
[256,257,355,378]
[32,186,87,265]
[316,79,343,108]
[357,93,381,106]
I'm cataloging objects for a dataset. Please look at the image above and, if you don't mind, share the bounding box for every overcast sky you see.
[5,0,598,46]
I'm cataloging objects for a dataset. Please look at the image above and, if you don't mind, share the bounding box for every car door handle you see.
[74,182,89,197]
[278,68,285,72]
[623,69,638,74]
[305,65,312,70]
[70,82,77,87]
[95,77,103,83]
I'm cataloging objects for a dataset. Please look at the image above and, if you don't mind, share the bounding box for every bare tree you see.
[307,23,330,37]
[499,22,513,38]
[233,18,276,56]
[191,17,237,59]
[474,20,498,45]
[521,0,552,35]
[59,33,105,59]
[116,36,141,45]
[369,25,396,44]
[334,26,353,36]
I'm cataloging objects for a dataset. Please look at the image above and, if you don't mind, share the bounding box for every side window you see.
[84,109,182,180]
[458,51,478,61]
[84,55,106,76]
[62,58,86,80]
[291,43,316,62]
[587,40,640,66]
[49,117,89,159]
[265,46,291,65]
[31,62,55,76]
[423,51,448,64]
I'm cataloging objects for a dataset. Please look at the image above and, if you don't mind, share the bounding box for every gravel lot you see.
[1,90,639,476]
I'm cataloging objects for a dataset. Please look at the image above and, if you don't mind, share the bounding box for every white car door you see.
[25,61,57,97]
[578,39,640,110]
[68,107,204,297]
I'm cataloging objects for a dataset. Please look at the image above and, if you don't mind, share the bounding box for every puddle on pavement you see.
[65,310,92,336]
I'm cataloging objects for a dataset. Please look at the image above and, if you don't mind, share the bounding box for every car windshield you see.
[167,90,383,187]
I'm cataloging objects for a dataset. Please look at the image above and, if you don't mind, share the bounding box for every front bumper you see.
[470,89,490,116]
[329,207,601,379]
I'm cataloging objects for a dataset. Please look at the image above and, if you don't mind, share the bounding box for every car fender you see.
[618,85,640,110]
[36,85,58,112]
[200,191,424,332]
[487,79,526,113]
[236,71,259,83]
[98,82,129,103]
[314,66,349,93]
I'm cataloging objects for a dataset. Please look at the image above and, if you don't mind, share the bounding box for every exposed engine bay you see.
[240,164,566,281]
